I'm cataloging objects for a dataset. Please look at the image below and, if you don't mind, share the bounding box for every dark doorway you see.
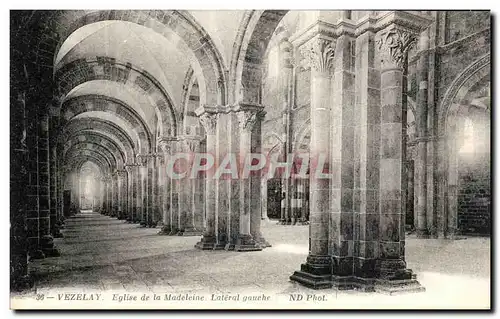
[267,178,282,219]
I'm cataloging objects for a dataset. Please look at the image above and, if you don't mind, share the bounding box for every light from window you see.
[459,118,474,154]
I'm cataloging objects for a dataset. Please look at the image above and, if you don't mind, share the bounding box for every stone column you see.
[279,40,294,225]
[353,26,381,284]
[195,108,222,249]
[130,163,141,223]
[223,111,236,250]
[155,152,164,227]
[177,137,202,236]
[329,35,358,285]
[143,153,160,227]
[290,36,335,288]
[111,171,119,218]
[10,90,33,289]
[158,139,174,234]
[37,106,59,257]
[106,175,112,216]
[49,115,62,238]
[414,30,430,237]
[137,154,147,225]
[234,104,263,252]
[250,110,271,247]
[145,155,155,227]
[117,169,128,220]
[373,24,424,292]
[56,155,64,222]
[133,163,141,223]
[124,165,134,222]
[100,176,107,214]
[168,141,181,235]
[260,178,269,220]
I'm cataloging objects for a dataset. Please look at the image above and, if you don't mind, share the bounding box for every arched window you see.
[459,117,475,154]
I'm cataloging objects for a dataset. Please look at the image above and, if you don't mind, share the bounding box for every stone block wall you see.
[458,156,490,235]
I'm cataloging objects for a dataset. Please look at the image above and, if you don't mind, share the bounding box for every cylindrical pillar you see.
[158,140,173,234]
[195,110,220,249]
[37,106,59,257]
[234,106,263,252]
[250,110,270,247]
[374,26,420,284]
[290,36,335,288]
[117,169,128,220]
[178,138,201,235]
[415,30,430,237]
[10,89,33,289]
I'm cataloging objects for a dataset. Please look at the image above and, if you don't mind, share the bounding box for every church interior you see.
[10,10,491,308]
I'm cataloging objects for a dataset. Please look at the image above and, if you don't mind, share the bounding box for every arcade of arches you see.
[10,10,490,295]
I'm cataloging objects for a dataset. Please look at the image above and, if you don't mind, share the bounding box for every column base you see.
[253,234,272,248]
[146,221,158,228]
[11,274,34,291]
[213,242,227,250]
[167,228,179,236]
[235,234,262,252]
[41,235,60,258]
[374,277,425,295]
[28,249,45,260]
[257,239,272,248]
[42,247,61,258]
[289,255,332,289]
[195,236,216,250]
[415,229,430,238]
[157,225,172,235]
[52,229,64,238]
[177,227,202,236]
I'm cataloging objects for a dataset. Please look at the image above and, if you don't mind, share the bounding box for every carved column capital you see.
[158,137,177,155]
[233,103,266,133]
[198,112,218,135]
[300,37,336,74]
[236,110,258,132]
[376,26,417,69]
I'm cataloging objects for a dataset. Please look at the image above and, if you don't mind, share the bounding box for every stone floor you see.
[11,211,491,309]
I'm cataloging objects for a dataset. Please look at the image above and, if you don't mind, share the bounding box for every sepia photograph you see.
[9,7,492,310]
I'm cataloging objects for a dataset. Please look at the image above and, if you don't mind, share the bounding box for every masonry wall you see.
[436,12,490,108]
[457,155,490,235]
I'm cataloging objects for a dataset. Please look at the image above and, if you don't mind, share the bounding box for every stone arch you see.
[437,53,491,237]
[62,118,138,158]
[50,10,227,106]
[438,53,490,136]
[229,10,289,104]
[64,132,128,166]
[64,150,113,174]
[63,120,136,163]
[181,66,196,112]
[55,57,178,138]
[73,158,105,177]
[61,95,153,153]
[64,142,121,170]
